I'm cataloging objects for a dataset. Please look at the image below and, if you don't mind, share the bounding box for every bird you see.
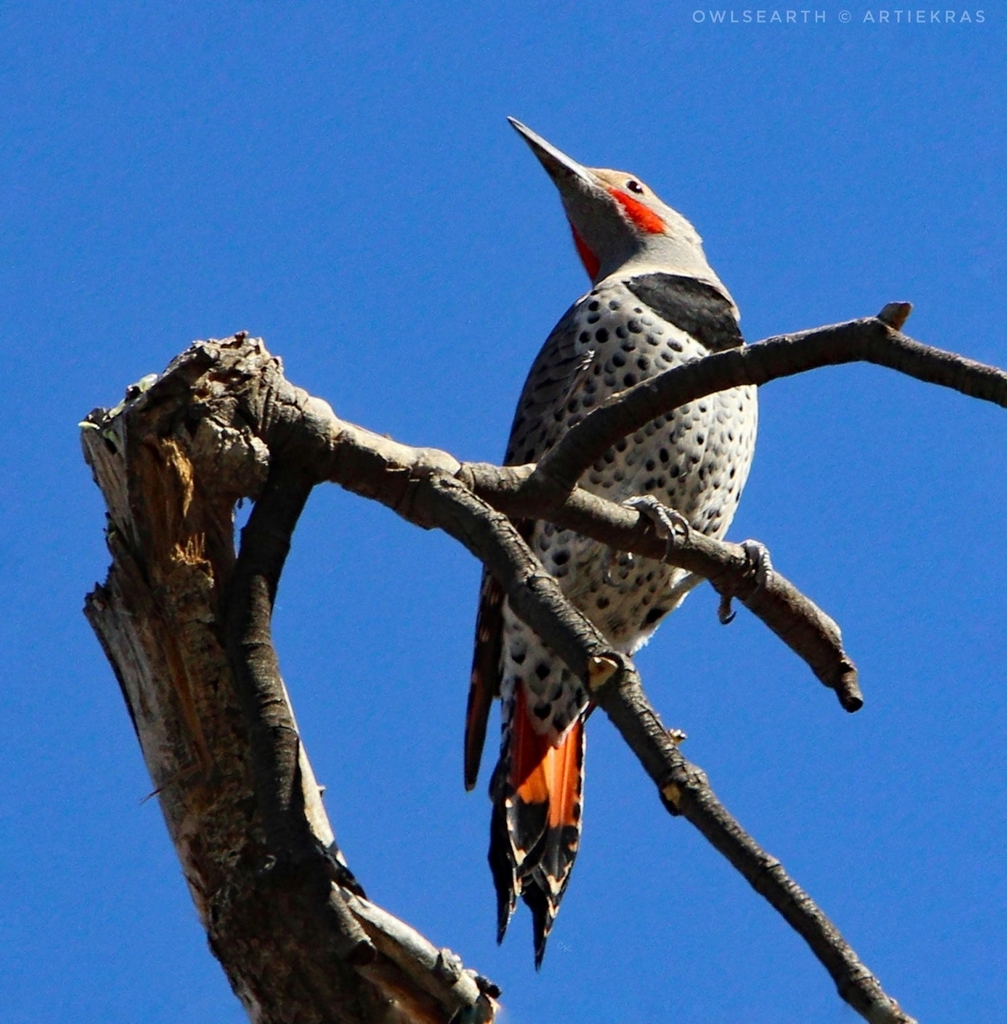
[464,118,758,966]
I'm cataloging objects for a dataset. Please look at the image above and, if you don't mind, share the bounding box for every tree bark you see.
[82,344,498,1024]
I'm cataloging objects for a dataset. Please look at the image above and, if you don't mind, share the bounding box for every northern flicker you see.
[465,119,758,965]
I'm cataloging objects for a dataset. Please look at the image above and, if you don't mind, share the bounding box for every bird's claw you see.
[624,495,691,560]
[718,539,774,624]
[740,539,774,590]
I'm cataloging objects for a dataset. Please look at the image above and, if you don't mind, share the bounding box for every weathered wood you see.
[82,340,497,1024]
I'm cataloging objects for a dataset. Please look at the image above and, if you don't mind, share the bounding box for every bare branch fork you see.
[82,303,1005,1024]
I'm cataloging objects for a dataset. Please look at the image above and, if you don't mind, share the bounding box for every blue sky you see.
[1,4,1004,1022]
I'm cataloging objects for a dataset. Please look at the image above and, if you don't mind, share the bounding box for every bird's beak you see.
[508,117,598,189]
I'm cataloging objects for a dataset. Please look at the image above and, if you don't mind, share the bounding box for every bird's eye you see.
[626,180,644,194]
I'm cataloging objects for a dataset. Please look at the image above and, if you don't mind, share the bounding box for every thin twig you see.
[597,666,916,1024]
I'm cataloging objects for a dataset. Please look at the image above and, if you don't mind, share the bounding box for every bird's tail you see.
[489,686,585,967]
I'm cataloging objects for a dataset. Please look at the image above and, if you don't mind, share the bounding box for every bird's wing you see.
[464,300,592,790]
[465,569,506,790]
[502,299,598,466]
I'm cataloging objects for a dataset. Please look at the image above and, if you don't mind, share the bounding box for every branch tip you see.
[876,302,913,330]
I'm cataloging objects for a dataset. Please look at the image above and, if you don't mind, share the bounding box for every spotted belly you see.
[498,276,757,743]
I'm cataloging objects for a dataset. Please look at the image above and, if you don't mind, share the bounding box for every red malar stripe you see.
[570,223,600,280]
[608,188,666,234]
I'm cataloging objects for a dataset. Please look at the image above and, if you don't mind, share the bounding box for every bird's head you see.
[508,117,725,291]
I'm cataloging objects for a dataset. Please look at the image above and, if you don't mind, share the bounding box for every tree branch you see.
[302,395,857,707]
[224,456,377,963]
[379,468,913,1024]
[81,309,996,1023]
[524,306,1007,503]
[596,668,915,1024]
[458,461,860,710]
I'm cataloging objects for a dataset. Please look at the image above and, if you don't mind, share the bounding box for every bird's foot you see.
[718,539,774,624]
[741,539,774,589]
[624,495,691,560]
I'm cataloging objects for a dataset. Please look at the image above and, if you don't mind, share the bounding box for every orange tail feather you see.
[490,687,585,966]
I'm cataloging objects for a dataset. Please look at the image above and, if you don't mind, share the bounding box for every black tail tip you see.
[522,885,553,969]
[494,882,516,946]
[492,875,515,946]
